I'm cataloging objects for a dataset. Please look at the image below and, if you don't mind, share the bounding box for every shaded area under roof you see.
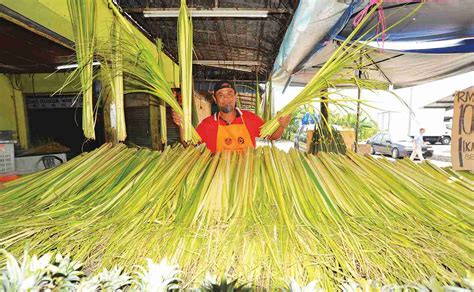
[120,0,297,83]
[0,5,74,73]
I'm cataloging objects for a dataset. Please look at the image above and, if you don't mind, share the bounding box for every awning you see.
[423,94,454,109]
[423,86,472,109]
[272,0,474,88]
[271,0,359,86]
[337,0,474,54]
[288,41,474,88]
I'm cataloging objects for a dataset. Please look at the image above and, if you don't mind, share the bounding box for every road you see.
[371,144,452,167]
[257,140,453,168]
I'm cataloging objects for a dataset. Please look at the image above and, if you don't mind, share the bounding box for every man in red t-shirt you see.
[172,80,291,153]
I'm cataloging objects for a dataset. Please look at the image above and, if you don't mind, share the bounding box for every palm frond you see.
[260,2,424,137]
[67,0,97,139]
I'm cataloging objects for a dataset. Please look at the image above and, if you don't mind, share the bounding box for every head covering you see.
[213,80,236,94]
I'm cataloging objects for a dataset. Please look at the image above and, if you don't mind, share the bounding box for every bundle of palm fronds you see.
[178,0,194,143]
[107,0,201,144]
[67,0,97,139]
[0,144,472,290]
[308,123,347,154]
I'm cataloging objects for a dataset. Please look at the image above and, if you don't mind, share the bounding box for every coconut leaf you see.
[0,144,471,290]
[178,0,194,143]
[67,0,97,140]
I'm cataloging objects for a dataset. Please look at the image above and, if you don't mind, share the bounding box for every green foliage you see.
[0,250,182,291]
[281,107,305,140]
[288,278,323,292]
[135,258,181,291]
[0,144,472,290]
[0,250,85,292]
[330,112,378,141]
[201,273,251,292]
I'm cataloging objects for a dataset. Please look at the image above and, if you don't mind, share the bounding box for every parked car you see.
[366,133,433,159]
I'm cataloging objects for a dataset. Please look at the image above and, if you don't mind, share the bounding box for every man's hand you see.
[172,111,187,145]
[172,111,182,126]
[267,114,292,140]
[277,114,292,128]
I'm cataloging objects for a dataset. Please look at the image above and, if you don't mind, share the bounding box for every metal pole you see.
[408,87,413,135]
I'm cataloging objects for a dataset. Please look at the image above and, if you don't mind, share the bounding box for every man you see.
[410,128,426,162]
[172,80,291,153]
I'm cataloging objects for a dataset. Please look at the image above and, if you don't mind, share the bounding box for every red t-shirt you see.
[196,109,264,153]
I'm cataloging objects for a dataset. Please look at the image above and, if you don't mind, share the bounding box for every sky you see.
[272,71,474,137]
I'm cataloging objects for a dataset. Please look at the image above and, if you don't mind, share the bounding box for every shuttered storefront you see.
[125,107,152,148]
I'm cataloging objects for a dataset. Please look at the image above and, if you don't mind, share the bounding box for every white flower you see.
[95,266,131,291]
[340,280,359,292]
[289,278,323,292]
[134,258,181,292]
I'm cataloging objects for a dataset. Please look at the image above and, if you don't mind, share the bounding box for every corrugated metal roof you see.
[119,0,297,82]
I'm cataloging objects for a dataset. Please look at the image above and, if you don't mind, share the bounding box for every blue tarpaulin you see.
[336,0,474,54]
[272,0,474,88]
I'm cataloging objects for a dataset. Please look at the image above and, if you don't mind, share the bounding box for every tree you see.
[330,112,378,141]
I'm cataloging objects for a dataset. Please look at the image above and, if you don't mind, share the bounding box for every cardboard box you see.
[356,144,372,155]
[452,86,474,170]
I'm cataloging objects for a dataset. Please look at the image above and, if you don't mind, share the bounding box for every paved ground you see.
[371,144,452,167]
[257,140,453,168]
[256,139,295,152]
[430,144,451,162]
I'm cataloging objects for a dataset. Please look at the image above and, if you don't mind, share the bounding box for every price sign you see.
[452,86,474,170]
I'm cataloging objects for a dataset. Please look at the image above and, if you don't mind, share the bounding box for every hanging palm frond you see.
[107,0,200,143]
[100,20,127,142]
[255,72,261,117]
[112,22,126,142]
[263,77,273,122]
[178,0,194,143]
[67,0,97,139]
[156,39,168,146]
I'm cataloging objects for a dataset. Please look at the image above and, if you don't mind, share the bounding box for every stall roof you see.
[0,5,74,73]
[120,0,297,82]
[423,94,454,110]
[423,86,473,109]
[289,41,474,88]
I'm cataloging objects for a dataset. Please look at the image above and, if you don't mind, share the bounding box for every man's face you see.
[214,87,236,113]
[420,129,425,134]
